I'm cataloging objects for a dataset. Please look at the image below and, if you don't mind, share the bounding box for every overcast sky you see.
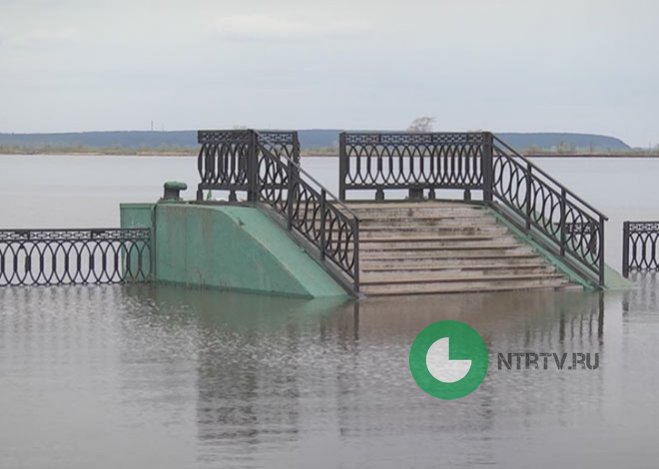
[1,0,658,146]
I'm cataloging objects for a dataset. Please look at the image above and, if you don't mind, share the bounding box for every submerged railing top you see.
[0,228,151,286]
[623,221,659,277]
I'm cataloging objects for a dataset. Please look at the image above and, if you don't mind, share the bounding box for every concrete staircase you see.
[347,201,578,296]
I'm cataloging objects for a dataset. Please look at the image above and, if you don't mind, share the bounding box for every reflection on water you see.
[1,282,658,468]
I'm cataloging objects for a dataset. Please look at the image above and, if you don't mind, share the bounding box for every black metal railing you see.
[339,132,484,200]
[0,228,151,286]
[622,221,659,277]
[339,131,607,287]
[196,130,300,202]
[491,135,606,287]
[197,130,359,292]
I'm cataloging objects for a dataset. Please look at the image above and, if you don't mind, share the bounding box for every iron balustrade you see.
[196,130,300,202]
[339,132,484,200]
[622,221,659,277]
[339,131,607,287]
[196,130,359,292]
[0,228,151,286]
[491,135,606,287]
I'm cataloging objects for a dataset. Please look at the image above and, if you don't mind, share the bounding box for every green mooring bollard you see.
[162,181,188,201]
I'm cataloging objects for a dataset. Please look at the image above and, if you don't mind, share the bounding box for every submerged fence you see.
[0,228,151,286]
[623,221,659,277]
[339,131,607,287]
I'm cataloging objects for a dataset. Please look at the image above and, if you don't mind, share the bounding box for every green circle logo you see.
[409,320,488,400]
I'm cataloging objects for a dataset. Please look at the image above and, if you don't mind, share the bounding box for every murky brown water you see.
[1,155,658,467]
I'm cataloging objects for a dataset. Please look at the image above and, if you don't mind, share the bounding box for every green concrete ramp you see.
[121,203,348,298]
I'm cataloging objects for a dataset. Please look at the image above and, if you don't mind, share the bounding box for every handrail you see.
[256,135,360,291]
[490,133,606,286]
[492,135,608,220]
[196,129,360,293]
[256,131,359,219]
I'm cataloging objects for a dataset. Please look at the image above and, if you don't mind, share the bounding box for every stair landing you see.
[348,201,579,296]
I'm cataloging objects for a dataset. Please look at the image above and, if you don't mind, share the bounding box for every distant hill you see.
[0,130,631,152]
[296,130,631,152]
[496,132,630,151]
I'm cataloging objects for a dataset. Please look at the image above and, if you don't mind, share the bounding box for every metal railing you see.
[196,130,301,202]
[0,228,151,286]
[491,135,606,287]
[196,130,359,292]
[339,131,607,287]
[339,132,484,200]
[622,221,659,277]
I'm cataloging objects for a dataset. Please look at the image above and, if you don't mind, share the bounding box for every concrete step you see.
[361,277,577,296]
[361,264,555,277]
[361,247,536,260]
[344,202,482,212]
[345,201,481,210]
[361,271,561,285]
[359,239,520,253]
[355,211,491,221]
[357,217,501,228]
[360,258,549,270]
[360,236,519,250]
[336,200,577,295]
[361,252,548,270]
[359,225,509,238]
[346,203,487,216]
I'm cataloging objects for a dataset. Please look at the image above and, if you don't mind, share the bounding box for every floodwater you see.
[1,155,659,468]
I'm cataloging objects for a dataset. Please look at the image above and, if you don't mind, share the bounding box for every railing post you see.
[525,163,532,232]
[622,221,630,278]
[559,188,567,256]
[292,131,301,182]
[292,131,301,165]
[481,132,493,203]
[320,189,327,260]
[599,215,606,286]
[247,130,258,202]
[287,158,295,230]
[196,140,205,201]
[339,132,347,201]
[353,217,360,293]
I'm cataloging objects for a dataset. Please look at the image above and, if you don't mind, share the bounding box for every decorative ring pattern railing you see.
[197,130,359,292]
[491,136,606,286]
[197,130,255,201]
[339,132,484,199]
[0,228,151,286]
[338,131,606,287]
[622,221,659,277]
